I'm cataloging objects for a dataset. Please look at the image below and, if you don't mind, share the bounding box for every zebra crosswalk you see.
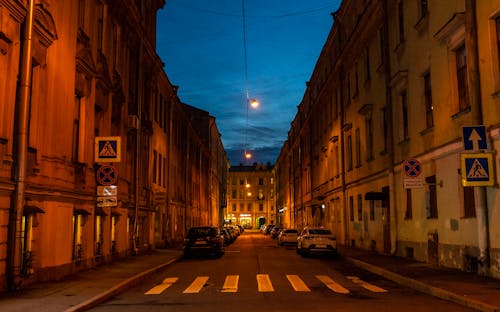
[144,274,387,295]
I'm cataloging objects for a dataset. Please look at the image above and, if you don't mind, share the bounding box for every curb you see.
[346,257,500,312]
[64,256,182,312]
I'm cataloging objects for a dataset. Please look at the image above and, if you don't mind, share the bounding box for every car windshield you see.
[188,227,216,238]
[309,229,331,235]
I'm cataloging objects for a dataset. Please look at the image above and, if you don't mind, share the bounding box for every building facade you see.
[276,0,500,278]
[0,0,228,291]
[226,163,276,229]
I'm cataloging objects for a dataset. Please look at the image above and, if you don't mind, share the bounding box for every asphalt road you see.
[88,232,475,312]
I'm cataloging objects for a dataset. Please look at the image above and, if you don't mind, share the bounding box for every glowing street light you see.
[250,98,259,108]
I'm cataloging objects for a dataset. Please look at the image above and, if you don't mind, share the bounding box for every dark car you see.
[184,226,225,257]
[220,227,233,245]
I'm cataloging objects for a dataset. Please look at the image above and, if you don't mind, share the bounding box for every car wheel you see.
[296,247,301,254]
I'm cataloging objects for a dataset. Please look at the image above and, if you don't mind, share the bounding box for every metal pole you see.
[8,0,35,291]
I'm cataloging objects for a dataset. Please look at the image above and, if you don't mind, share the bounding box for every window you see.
[424,72,433,128]
[369,201,375,220]
[73,214,84,261]
[379,28,385,66]
[259,178,264,185]
[232,204,236,212]
[398,1,405,43]
[401,90,409,141]
[72,96,81,162]
[335,144,340,177]
[97,3,104,50]
[381,107,389,153]
[349,196,354,221]
[95,215,103,256]
[347,134,353,171]
[364,46,371,82]
[78,0,85,29]
[239,189,244,199]
[365,117,373,160]
[231,190,237,199]
[496,16,500,76]
[239,179,244,185]
[405,189,412,219]
[247,203,252,211]
[426,176,438,218]
[354,63,359,96]
[259,204,264,211]
[357,195,363,221]
[153,150,157,183]
[240,203,244,211]
[419,0,428,18]
[355,128,361,167]
[456,44,470,112]
[463,187,476,218]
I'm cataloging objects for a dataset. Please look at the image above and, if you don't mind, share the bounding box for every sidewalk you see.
[1,246,500,312]
[339,246,500,312]
[0,249,184,312]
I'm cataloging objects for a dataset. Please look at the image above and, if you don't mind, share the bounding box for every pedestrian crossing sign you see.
[95,136,121,162]
[460,152,495,186]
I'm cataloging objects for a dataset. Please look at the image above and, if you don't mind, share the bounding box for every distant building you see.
[226,163,276,229]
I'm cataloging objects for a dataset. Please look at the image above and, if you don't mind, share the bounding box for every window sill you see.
[451,106,471,120]
[420,126,434,136]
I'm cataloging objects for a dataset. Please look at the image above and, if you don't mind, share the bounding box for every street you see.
[89,232,475,312]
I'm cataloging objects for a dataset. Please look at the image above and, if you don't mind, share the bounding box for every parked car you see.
[184,226,225,257]
[270,226,282,239]
[296,227,337,256]
[277,228,299,246]
[264,224,275,235]
[220,227,233,246]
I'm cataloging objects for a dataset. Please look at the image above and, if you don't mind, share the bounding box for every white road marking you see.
[221,275,239,293]
[286,275,311,292]
[257,274,274,292]
[316,275,350,294]
[183,276,209,293]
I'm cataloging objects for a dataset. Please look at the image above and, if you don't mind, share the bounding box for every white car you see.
[296,227,337,256]
[277,228,299,246]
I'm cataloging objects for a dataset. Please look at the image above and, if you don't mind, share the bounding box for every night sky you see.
[156,0,341,166]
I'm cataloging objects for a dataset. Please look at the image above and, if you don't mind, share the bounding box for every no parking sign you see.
[403,159,423,189]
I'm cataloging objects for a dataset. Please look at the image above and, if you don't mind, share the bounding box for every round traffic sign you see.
[403,159,421,177]
[97,165,118,186]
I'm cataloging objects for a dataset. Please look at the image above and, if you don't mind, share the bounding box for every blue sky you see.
[156,0,341,166]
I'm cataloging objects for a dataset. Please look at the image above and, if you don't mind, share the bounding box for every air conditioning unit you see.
[128,115,139,129]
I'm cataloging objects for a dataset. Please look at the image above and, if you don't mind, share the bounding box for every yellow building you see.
[0,0,228,291]
[226,163,276,229]
[276,0,500,278]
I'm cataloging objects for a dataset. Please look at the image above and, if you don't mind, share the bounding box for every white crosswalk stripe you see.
[143,274,388,295]
[183,276,209,293]
[286,275,311,292]
[144,277,178,295]
[221,275,239,293]
[316,275,350,294]
[257,274,274,292]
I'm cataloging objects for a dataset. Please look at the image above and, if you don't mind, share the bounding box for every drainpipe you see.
[465,0,489,268]
[133,42,143,255]
[382,0,397,255]
[8,0,35,291]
